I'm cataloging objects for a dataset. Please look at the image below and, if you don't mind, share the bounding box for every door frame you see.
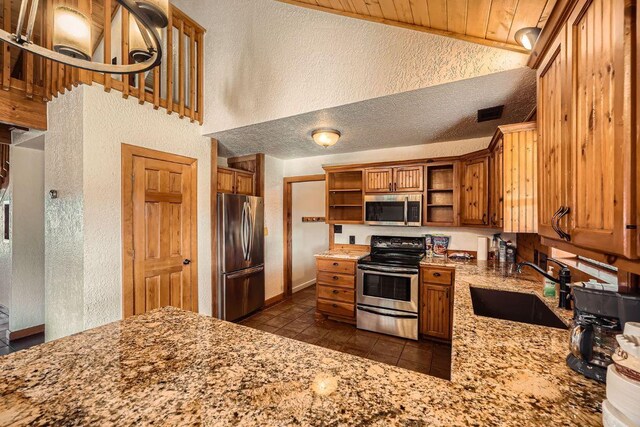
[283,174,326,299]
[121,143,199,318]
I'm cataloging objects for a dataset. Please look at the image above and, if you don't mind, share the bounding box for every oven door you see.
[357,265,419,313]
[364,194,422,226]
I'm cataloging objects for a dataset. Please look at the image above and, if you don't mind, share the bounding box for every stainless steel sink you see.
[470,287,568,330]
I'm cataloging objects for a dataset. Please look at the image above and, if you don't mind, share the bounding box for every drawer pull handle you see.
[433,272,441,277]
[333,276,339,280]
[332,262,339,266]
[332,290,339,294]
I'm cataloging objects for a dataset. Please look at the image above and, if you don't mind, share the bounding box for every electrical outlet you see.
[334,225,342,234]
[349,236,356,244]
[264,227,269,236]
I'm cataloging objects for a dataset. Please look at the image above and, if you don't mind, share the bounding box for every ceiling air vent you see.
[477,105,504,123]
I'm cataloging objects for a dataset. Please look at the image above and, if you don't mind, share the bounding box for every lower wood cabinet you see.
[315,258,356,322]
[420,266,454,341]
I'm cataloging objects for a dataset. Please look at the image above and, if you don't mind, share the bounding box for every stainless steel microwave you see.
[364,194,422,226]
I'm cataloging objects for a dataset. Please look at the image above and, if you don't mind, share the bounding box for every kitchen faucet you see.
[516,258,573,310]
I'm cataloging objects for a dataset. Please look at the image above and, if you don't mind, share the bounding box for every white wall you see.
[0,175,12,310]
[45,85,212,341]
[292,180,327,292]
[9,147,45,332]
[264,155,284,300]
[172,0,527,135]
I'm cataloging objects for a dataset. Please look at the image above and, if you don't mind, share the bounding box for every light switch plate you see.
[349,236,356,244]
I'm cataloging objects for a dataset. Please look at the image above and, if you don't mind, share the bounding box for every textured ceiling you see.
[212,67,536,159]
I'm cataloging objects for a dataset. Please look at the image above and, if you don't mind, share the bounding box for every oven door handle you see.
[357,265,418,275]
[357,306,418,319]
[404,196,408,226]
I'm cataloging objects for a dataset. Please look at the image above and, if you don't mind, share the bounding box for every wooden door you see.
[122,145,198,318]
[364,168,393,193]
[420,283,451,340]
[489,141,503,228]
[537,26,571,241]
[460,156,489,226]
[235,171,254,195]
[394,166,423,192]
[217,167,235,193]
[567,0,635,257]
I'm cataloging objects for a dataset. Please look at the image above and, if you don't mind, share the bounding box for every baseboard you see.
[292,279,316,293]
[264,293,284,308]
[9,324,45,341]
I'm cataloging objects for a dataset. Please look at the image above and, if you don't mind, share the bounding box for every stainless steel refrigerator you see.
[217,193,265,321]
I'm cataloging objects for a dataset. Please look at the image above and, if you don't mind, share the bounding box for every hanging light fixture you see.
[129,16,153,63]
[0,0,168,75]
[514,27,542,51]
[312,129,341,148]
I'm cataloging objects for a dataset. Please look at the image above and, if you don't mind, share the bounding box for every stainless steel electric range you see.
[356,235,425,340]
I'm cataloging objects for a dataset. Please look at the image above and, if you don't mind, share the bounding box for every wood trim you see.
[121,144,199,318]
[488,121,537,151]
[330,243,370,251]
[264,293,285,308]
[322,153,476,172]
[283,174,327,298]
[8,324,44,341]
[211,139,218,318]
[275,0,528,54]
[527,0,579,69]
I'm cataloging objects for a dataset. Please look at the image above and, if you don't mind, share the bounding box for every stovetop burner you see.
[358,235,426,268]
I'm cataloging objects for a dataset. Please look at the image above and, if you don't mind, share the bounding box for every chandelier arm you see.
[25,0,39,42]
[0,0,164,75]
[15,0,29,42]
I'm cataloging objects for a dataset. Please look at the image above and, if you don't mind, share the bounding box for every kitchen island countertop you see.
[0,259,605,426]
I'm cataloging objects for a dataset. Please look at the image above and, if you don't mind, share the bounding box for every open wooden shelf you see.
[425,163,456,225]
[327,171,364,224]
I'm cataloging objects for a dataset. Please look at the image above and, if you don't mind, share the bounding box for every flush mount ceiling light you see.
[312,129,341,148]
[514,27,542,51]
[0,0,168,75]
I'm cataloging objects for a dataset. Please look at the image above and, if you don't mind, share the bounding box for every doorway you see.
[283,174,326,298]
[122,144,198,318]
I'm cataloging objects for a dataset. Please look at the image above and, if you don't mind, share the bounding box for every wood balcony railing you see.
[0,0,205,130]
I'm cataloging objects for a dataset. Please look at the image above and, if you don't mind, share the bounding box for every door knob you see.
[183,259,192,265]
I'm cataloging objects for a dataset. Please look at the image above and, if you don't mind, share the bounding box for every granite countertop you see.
[314,249,369,260]
[0,261,605,426]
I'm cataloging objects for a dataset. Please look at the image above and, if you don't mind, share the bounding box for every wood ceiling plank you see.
[538,0,556,26]
[426,0,447,30]
[328,0,345,11]
[409,0,430,26]
[446,0,467,34]
[315,0,334,8]
[338,0,356,12]
[365,0,385,18]
[351,0,372,14]
[394,0,415,23]
[507,0,547,44]
[485,0,519,43]
[378,0,399,20]
[465,0,492,38]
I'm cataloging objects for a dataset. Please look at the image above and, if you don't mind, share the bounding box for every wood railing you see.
[0,0,205,129]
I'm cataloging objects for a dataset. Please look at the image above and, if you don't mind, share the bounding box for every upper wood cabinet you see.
[217,167,255,195]
[364,166,423,193]
[489,123,538,233]
[534,0,638,259]
[424,162,459,226]
[460,156,489,226]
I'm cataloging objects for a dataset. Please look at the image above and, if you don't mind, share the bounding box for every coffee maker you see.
[568,284,640,382]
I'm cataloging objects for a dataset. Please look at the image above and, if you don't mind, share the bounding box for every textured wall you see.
[45,87,85,341]
[9,147,45,332]
[172,0,527,135]
[44,85,212,341]
[81,85,212,330]
[291,180,327,291]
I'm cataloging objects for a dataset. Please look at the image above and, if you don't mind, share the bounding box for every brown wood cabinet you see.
[326,170,364,224]
[424,162,459,226]
[533,0,638,259]
[217,167,255,195]
[488,123,538,233]
[365,166,423,193]
[315,257,357,322]
[460,156,489,226]
[420,266,454,341]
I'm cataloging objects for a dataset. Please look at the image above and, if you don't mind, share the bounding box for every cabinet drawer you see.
[421,268,453,285]
[317,285,355,303]
[317,259,356,275]
[317,271,355,288]
[317,299,355,318]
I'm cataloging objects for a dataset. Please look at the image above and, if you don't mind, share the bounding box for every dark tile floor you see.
[0,306,45,356]
[240,286,452,380]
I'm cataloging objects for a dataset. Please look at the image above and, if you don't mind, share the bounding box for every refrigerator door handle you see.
[241,202,248,261]
[226,264,265,279]
[247,202,253,260]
